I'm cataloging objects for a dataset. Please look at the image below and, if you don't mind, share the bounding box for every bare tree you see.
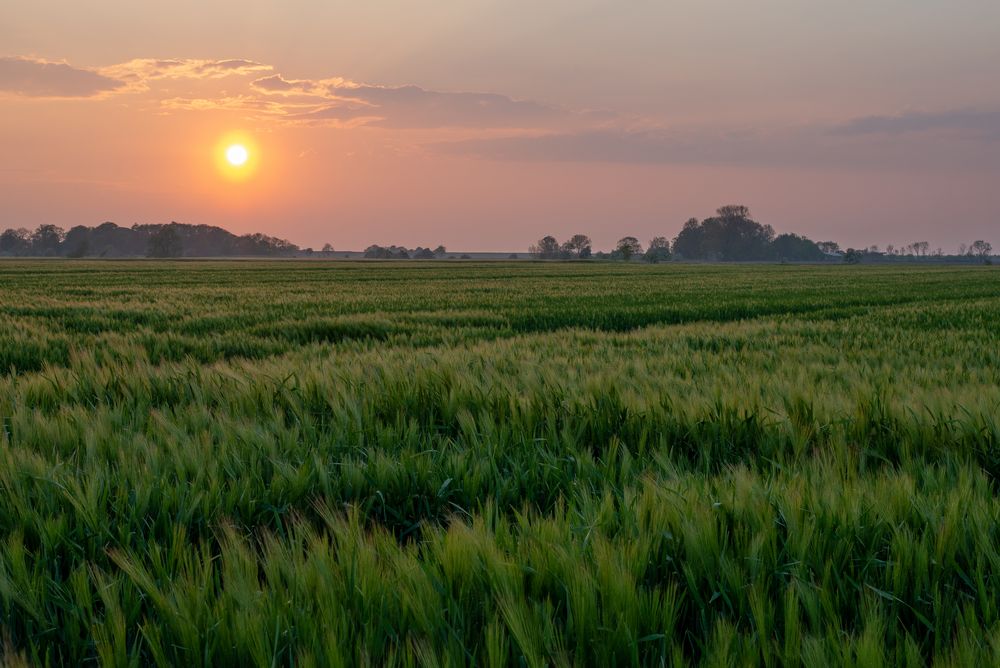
[561,234,592,259]
[970,240,993,261]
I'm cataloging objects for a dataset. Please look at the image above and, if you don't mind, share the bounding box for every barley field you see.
[0,261,999,666]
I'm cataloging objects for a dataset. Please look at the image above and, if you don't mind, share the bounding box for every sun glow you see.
[226,144,248,166]
[215,133,258,181]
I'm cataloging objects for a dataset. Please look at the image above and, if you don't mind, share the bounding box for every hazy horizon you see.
[3,1,999,251]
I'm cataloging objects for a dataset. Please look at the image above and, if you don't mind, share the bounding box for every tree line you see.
[530,205,995,263]
[0,222,301,258]
[363,245,454,259]
[1,209,992,262]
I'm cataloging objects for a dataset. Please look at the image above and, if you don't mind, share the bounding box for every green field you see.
[1,261,999,666]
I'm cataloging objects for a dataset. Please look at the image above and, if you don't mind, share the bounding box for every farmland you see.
[0,260,999,666]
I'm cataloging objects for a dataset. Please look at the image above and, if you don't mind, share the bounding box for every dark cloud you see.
[831,109,1000,139]
[0,56,125,97]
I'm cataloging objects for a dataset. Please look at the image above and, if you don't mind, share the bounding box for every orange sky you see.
[2,1,999,251]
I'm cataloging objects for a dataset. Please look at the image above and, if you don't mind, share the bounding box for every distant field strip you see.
[0,261,998,666]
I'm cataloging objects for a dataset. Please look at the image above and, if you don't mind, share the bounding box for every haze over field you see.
[2,1,999,250]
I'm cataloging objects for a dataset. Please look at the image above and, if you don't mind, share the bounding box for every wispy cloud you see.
[0,56,125,98]
[100,58,272,91]
[430,122,1000,171]
[831,109,1000,139]
[254,74,567,128]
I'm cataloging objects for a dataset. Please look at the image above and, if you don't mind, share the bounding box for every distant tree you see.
[147,225,183,258]
[716,204,752,220]
[62,225,93,258]
[672,218,703,259]
[364,244,411,259]
[530,235,561,259]
[912,241,930,257]
[958,243,968,256]
[0,228,31,255]
[970,240,993,261]
[817,241,841,255]
[413,247,435,259]
[66,238,90,258]
[321,243,335,253]
[30,224,65,255]
[434,245,447,256]
[561,234,592,259]
[771,233,825,262]
[238,232,299,256]
[616,236,643,261]
[700,206,774,260]
[670,206,774,261]
[843,248,863,264]
[644,236,671,263]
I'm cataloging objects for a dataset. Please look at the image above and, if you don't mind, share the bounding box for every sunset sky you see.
[2,1,998,251]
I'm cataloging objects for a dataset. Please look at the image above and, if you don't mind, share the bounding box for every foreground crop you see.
[0,261,998,666]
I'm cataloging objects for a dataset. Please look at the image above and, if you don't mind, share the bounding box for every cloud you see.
[0,56,125,98]
[251,74,350,97]
[4,54,568,129]
[337,84,564,129]
[100,58,272,90]
[831,109,1000,139]
[158,95,287,113]
[255,74,565,128]
[251,74,303,93]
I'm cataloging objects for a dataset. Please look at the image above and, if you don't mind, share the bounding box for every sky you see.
[1,1,999,252]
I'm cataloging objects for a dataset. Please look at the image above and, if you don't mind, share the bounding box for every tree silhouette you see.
[30,224,65,255]
[561,234,592,259]
[672,218,703,259]
[147,225,183,258]
[530,236,561,259]
[644,236,670,263]
[616,237,642,261]
[970,240,993,261]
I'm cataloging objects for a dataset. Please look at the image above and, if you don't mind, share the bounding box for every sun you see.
[214,134,259,181]
[226,144,249,167]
